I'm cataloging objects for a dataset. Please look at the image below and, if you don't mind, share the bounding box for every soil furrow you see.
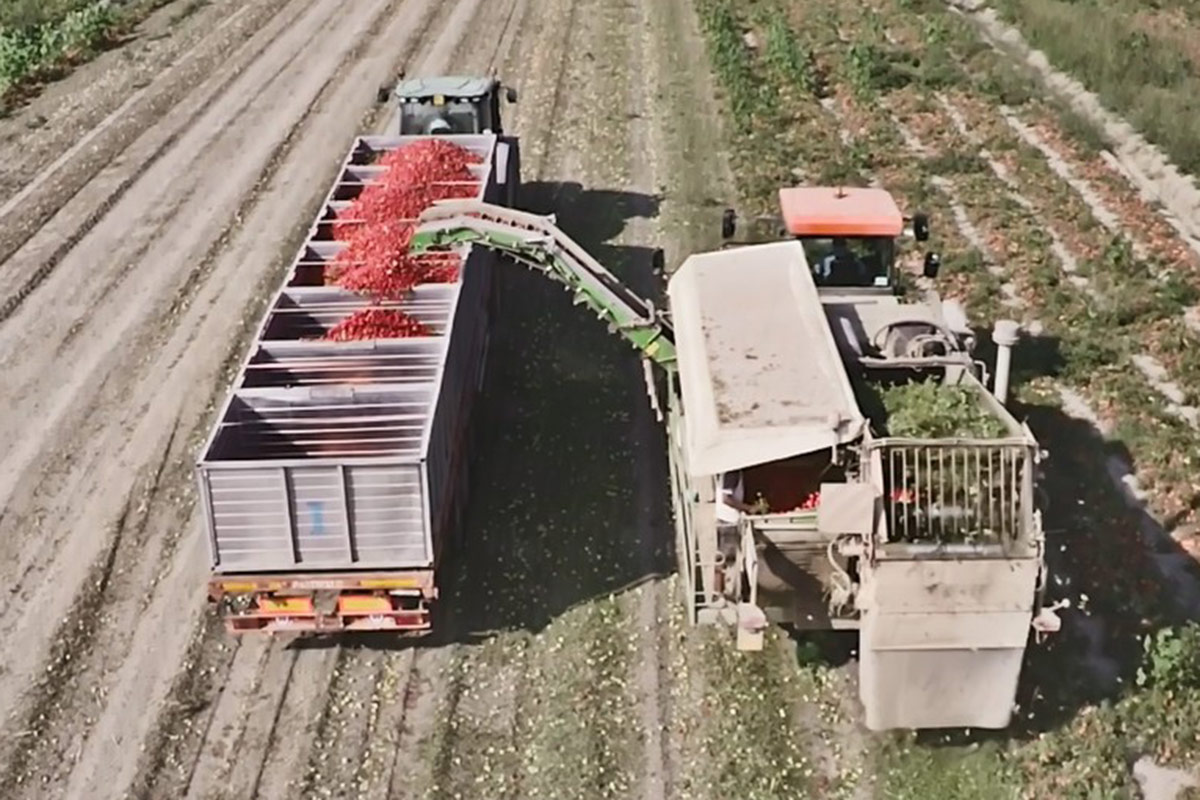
[250,648,343,800]
[0,0,323,326]
[179,638,271,800]
[296,647,389,800]
[0,3,390,734]
[221,647,301,798]
[0,0,306,267]
[355,647,420,800]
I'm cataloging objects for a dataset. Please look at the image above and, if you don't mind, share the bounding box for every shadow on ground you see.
[780,328,1200,749]
[289,181,674,652]
[415,181,674,652]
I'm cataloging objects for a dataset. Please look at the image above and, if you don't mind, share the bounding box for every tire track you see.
[0,0,374,720]
[0,1,439,800]
[375,648,453,800]
[0,0,313,323]
[295,648,390,800]
[0,0,336,605]
[222,647,302,797]
[247,649,343,800]
[179,638,269,800]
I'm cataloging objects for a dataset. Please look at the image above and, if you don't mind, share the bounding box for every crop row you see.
[819,0,1200,792]
[695,0,1200,796]
[0,1,121,106]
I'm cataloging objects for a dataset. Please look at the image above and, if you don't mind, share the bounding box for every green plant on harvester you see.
[881,380,1007,439]
[880,381,1011,544]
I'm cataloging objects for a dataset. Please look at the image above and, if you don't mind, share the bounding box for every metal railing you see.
[868,439,1037,547]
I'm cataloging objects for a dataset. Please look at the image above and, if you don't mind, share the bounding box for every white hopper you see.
[666,240,867,476]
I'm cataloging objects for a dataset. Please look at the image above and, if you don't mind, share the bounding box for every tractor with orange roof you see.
[722,186,981,366]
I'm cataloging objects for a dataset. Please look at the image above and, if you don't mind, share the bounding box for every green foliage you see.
[844,41,916,99]
[0,1,118,99]
[1136,624,1200,690]
[880,379,1008,438]
[762,15,819,96]
[973,61,1036,106]
[925,150,990,176]
[1057,330,1121,377]
[878,738,1020,800]
[696,0,764,126]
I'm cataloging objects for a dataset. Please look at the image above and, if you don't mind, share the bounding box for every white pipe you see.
[992,320,1020,405]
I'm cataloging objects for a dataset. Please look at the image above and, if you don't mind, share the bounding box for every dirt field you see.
[3,0,1200,797]
[0,0,793,797]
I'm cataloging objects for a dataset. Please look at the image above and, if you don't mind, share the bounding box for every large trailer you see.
[406,196,1064,731]
[198,131,518,633]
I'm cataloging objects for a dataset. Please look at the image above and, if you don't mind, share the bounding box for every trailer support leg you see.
[736,521,766,650]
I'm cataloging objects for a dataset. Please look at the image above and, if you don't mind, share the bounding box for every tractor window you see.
[444,106,480,132]
[800,236,894,288]
[399,101,481,135]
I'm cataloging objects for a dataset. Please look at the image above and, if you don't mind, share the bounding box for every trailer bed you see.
[197,133,511,632]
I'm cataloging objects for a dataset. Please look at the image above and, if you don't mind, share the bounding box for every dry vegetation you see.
[990,0,1200,174]
[694,0,1200,795]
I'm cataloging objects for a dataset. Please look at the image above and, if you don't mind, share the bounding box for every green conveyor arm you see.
[408,199,677,368]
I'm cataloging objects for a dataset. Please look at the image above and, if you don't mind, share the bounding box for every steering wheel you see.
[869,318,963,359]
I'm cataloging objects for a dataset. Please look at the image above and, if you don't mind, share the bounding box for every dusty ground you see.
[0,0,757,798]
[8,0,1200,797]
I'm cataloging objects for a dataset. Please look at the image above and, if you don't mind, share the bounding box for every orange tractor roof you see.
[778,186,904,237]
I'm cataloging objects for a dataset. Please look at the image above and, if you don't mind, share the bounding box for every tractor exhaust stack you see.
[992,319,1020,405]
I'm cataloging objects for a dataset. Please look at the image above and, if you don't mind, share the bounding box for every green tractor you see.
[376,73,518,136]
[375,73,521,209]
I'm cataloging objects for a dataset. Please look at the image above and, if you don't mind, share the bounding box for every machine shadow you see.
[289,181,675,654]
[432,180,674,645]
[889,329,1200,749]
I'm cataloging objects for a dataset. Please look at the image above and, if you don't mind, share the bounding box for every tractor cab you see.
[377,75,518,136]
[720,186,939,293]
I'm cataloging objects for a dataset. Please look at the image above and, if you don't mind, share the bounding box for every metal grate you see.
[870,440,1035,545]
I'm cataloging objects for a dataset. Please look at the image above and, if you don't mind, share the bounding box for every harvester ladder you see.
[409,199,677,368]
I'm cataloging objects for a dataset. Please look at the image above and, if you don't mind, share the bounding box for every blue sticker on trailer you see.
[307,501,327,535]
